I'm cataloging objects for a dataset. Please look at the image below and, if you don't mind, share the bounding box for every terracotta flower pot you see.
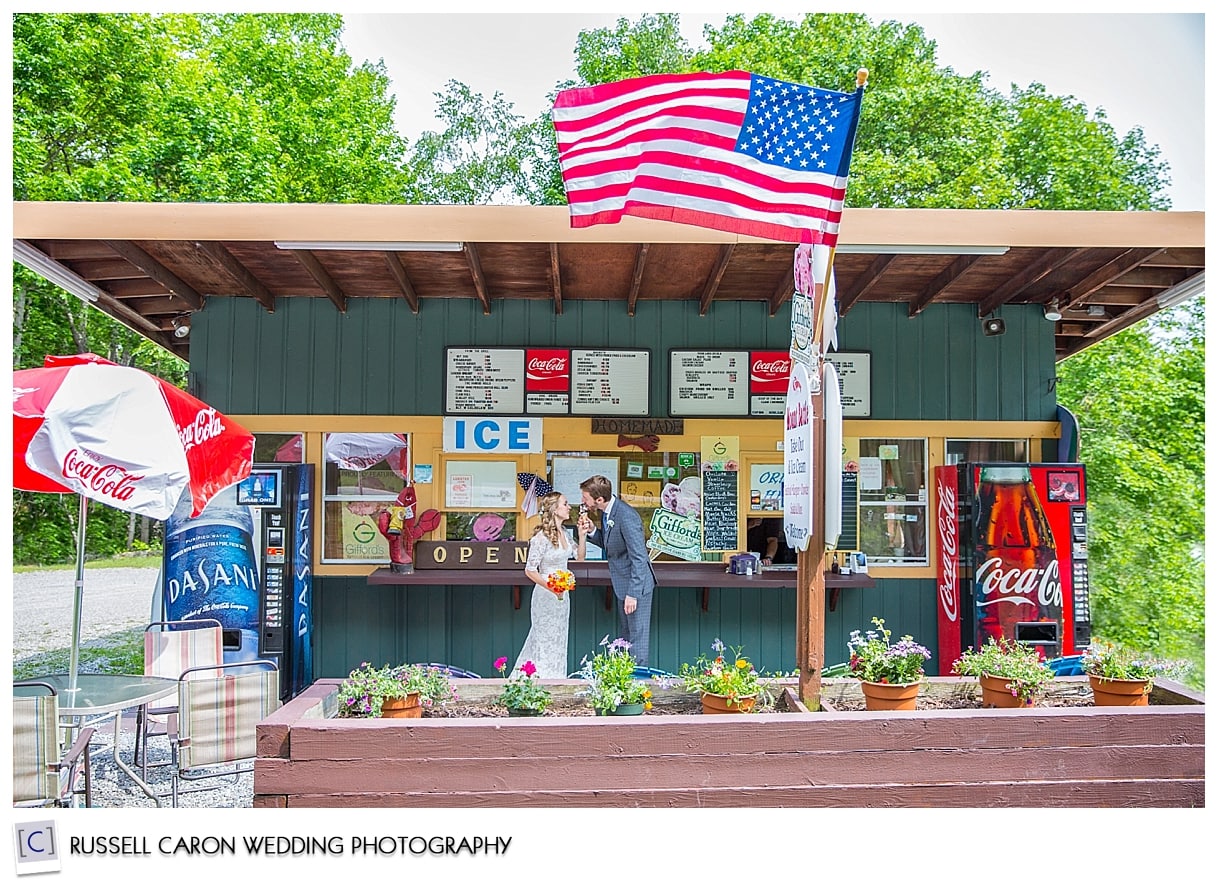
[380,693,423,718]
[1089,675,1151,707]
[596,703,645,716]
[700,692,756,714]
[859,680,920,711]
[979,675,1034,708]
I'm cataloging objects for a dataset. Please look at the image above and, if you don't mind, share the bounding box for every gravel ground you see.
[13,565,253,809]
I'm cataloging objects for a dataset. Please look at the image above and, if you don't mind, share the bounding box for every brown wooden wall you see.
[254,678,1204,809]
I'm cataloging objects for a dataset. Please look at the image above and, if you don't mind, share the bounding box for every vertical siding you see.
[313,576,939,681]
[194,297,1055,420]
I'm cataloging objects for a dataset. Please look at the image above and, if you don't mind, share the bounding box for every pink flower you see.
[520,660,537,677]
[494,656,508,672]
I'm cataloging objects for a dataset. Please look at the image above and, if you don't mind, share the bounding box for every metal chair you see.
[171,660,280,807]
[12,681,95,808]
[135,618,222,777]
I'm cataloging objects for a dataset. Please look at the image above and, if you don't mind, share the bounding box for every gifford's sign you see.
[415,541,529,569]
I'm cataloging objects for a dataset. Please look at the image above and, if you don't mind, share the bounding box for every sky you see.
[338,10,1206,211]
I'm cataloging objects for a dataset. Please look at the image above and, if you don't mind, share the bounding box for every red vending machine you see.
[934,462,1091,674]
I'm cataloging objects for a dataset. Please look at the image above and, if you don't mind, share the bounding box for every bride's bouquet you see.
[546,569,576,600]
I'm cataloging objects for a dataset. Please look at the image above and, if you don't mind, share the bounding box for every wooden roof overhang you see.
[13,202,1204,363]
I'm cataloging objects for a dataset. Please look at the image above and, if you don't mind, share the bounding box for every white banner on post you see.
[783,361,813,552]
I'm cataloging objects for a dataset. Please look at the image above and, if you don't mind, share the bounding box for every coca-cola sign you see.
[975,557,1063,610]
[178,407,226,452]
[525,348,570,393]
[936,477,959,623]
[933,466,962,675]
[61,447,144,502]
[749,350,790,395]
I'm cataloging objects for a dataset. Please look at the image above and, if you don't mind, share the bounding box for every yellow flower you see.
[642,689,652,699]
[644,701,652,711]
[736,659,748,669]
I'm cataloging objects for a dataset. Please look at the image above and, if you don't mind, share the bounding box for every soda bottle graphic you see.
[972,466,1062,649]
[163,484,261,662]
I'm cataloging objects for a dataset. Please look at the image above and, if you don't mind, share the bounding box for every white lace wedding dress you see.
[513,531,576,678]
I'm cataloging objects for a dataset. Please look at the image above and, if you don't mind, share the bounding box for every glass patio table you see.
[15,673,177,805]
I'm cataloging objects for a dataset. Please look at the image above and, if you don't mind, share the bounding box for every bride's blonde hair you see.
[533,492,566,547]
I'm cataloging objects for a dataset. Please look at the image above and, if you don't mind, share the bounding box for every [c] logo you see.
[13,820,61,875]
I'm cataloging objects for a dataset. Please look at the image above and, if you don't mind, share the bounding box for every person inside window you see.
[746,516,793,566]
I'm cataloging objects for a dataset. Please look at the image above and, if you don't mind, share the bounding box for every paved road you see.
[11,565,160,659]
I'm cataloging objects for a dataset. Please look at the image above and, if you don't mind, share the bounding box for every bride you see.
[514,492,588,678]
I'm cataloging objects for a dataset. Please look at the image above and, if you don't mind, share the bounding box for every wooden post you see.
[796,382,827,708]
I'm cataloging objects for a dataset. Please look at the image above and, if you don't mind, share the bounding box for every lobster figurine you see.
[376,485,442,574]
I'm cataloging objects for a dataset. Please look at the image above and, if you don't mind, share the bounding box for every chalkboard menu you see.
[838,470,860,551]
[701,469,739,552]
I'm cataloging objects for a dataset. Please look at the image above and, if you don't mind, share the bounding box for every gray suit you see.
[589,496,657,666]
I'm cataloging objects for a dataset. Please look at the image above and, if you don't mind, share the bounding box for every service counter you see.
[367,562,874,612]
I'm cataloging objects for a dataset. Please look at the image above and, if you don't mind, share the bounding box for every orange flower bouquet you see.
[546,569,576,600]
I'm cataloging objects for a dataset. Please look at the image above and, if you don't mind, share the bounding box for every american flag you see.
[553,70,864,244]
[517,472,554,518]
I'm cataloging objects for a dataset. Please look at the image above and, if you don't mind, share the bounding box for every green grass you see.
[13,554,163,574]
[13,628,145,681]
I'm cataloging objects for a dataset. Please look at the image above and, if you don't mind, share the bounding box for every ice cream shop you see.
[12,201,1204,688]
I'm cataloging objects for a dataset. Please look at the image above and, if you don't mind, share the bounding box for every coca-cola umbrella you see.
[12,353,255,692]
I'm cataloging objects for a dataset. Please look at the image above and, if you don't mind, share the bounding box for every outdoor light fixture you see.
[982,316,1006,337]
[1043,300,1063,322]
[1156,272,1205,310]
[273,241,464,252]
[171,316,191,339]
[13,240,104,304]
[1087,304,1108,317]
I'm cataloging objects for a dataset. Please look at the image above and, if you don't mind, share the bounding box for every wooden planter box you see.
[254,677,1204,808]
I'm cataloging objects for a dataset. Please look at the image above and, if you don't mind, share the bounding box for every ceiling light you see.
[1087,304,1107,317]
[171,316,191,338]
[13,240,103,303]
[836,244,1010,256]
[273,241,463,252]
[1043,300,1062,322]
[982,316,1006,337]
[1156,272,1204,310]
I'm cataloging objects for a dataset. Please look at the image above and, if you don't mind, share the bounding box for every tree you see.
[12,12,413,562]
[1056,299,1206,685]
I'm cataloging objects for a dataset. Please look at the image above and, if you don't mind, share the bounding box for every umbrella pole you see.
[68,494,87,695]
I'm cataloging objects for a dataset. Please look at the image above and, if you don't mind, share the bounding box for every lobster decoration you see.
[617,433,660,452]
[376,485,442,574]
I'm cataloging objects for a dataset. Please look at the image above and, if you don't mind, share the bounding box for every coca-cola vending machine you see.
[934,462,1091,674]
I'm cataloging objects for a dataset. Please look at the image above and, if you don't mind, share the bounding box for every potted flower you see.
[952,638,1053,708]
[577,636,652,716]
[847,617,932,710]
[1081,642,1189,707]
[492,657,553,716]
[679,638,770,713]
[337,662,456,718]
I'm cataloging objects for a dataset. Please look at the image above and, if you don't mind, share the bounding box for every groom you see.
[579,474,657,667]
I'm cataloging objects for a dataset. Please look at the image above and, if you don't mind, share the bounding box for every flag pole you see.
[796,68,866,708]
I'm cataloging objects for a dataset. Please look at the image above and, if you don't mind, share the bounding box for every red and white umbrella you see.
[12,353,255,688]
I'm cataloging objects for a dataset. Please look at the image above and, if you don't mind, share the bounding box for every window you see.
[321,432,410,564]
[945,439,1028,465]
[857,438,927,566]
[252,432,303,463]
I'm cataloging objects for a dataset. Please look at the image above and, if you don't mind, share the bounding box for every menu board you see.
[701,469,739,552]
[445,348,525,414]
[825,352,871,418]
[570,349,650,415]
[670,350,749,416]
[838,470,860,552]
